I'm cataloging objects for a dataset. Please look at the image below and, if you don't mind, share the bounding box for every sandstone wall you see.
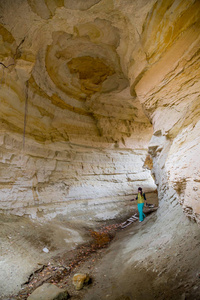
[0,0,155,220]
[0,0,199,223]
[130,0,200,223]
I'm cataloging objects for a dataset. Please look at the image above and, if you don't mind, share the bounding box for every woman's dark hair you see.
[138,187,142,191]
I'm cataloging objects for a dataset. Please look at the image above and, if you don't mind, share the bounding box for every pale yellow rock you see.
[72,273,90,290]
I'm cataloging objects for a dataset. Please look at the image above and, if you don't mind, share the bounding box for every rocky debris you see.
[43,247,49,253]
[27,283,69,300]
[72,273,90,290]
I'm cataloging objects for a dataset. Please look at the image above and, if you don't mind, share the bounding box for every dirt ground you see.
[0,193,157,298]
[1,196,200,300]
[0,214,92,298]
[81,202,200,300]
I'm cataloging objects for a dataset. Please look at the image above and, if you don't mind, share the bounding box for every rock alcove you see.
[0,0,199,299]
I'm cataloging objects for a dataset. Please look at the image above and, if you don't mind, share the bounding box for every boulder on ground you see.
[72,273,90,290]
[27,283,69,300]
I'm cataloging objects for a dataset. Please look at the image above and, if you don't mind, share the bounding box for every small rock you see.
[181,293,186,300]
[72,273,90,290]
[43,247,49,253]
[27,283,69,300]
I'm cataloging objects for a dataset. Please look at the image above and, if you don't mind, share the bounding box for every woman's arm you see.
[143,193,148,206]
[130,196,137,201]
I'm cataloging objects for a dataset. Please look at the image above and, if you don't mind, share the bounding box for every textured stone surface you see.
[132,0,200,223]
[27,283,69,300]
[0,0,199,224]
[0,0,155,221]
[0,2,200,298]
[72,273,90,290]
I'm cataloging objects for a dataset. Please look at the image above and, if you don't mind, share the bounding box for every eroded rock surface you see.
[0,0,199,229]
[0,1,200,298]
[0,0,156,221]
[131,0,200,222]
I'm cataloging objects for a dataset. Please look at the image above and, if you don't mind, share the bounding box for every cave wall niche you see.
[0,0,199,224]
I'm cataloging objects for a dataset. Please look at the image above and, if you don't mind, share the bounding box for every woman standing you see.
[131,187,147,222]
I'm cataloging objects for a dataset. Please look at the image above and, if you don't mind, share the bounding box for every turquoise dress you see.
[136,192,146,222]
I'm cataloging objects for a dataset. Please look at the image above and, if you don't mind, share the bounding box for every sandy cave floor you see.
[0,200,200,300]
[80,202,200,300]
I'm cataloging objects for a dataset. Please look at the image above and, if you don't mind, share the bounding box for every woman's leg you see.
[142,203,146,219]
[137,203,144,222]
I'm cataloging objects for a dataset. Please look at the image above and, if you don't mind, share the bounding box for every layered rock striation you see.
[0,0,155,220]
[0,0,199,223]
[131,0,200,223]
